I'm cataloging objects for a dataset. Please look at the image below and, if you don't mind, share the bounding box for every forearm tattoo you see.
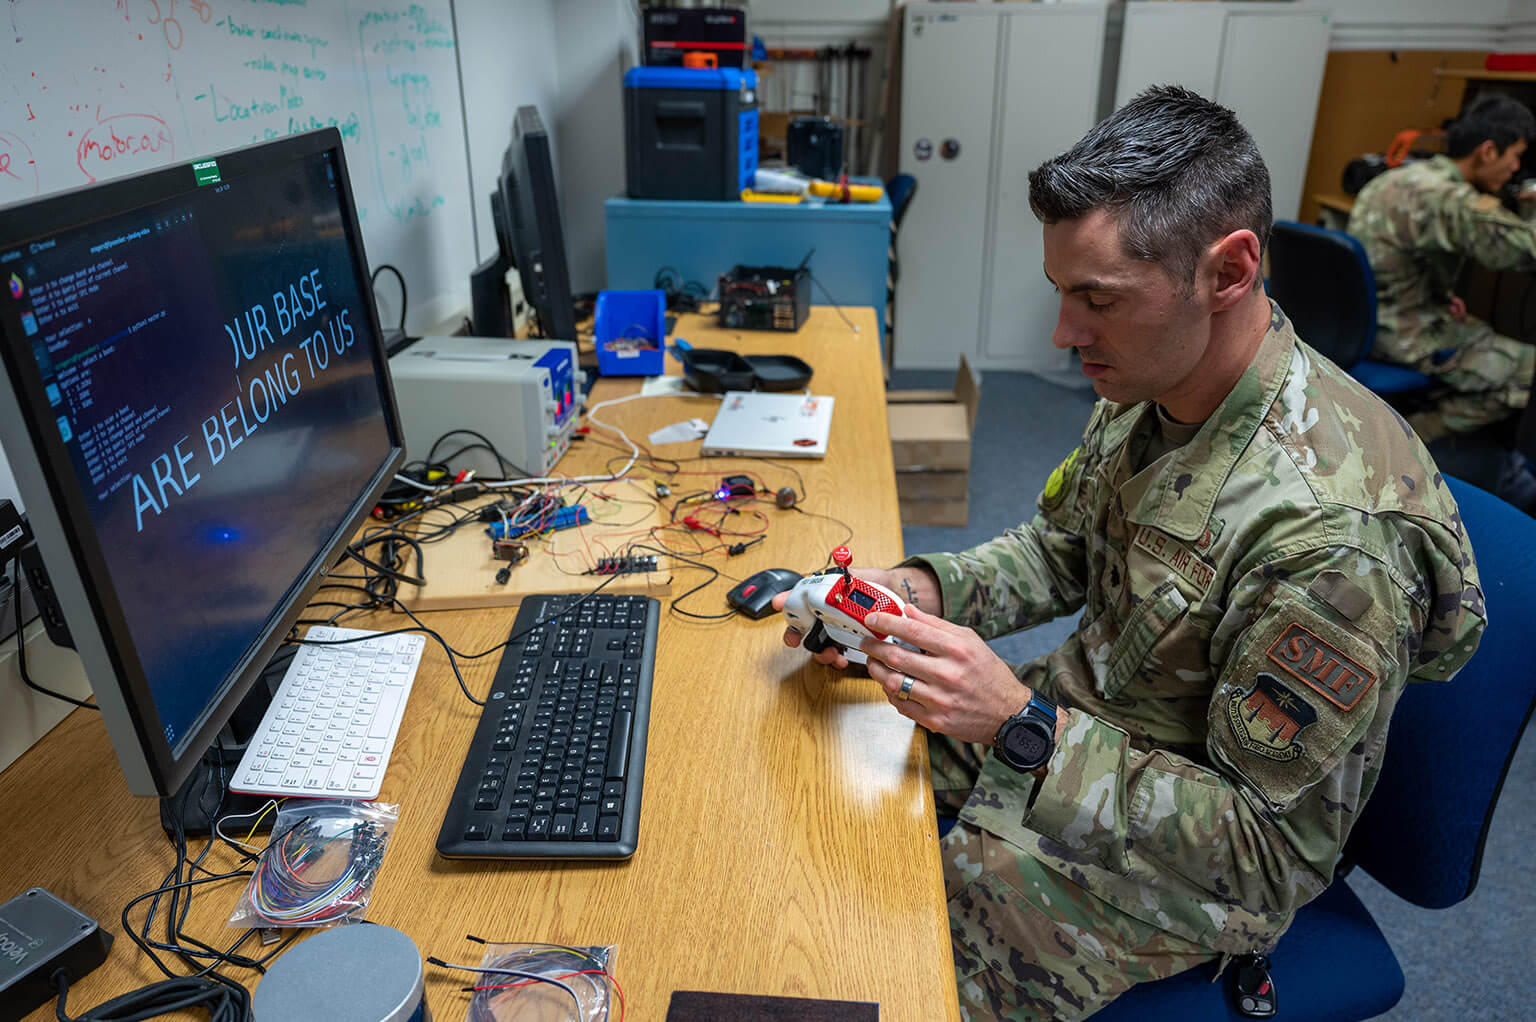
[901,577,919,609]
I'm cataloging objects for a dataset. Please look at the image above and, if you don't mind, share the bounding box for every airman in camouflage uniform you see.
[1347,94,1536,441]
[777,86,1485,1020]
[911,302,1482,1018]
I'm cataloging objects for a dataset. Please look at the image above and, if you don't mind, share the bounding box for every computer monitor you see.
[469,105,577,340]
[0,129,406,798]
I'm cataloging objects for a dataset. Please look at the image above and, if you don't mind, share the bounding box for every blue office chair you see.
[886,173,918,231]
[1267,220,1438,399]
[886,174,918,352]
[1096,474,1536,1021]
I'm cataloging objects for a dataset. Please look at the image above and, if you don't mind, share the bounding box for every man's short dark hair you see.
[1028,85,1272,291]
[1446,94,1536,159]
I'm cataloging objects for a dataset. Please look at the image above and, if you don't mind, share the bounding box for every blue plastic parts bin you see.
[595,289,666,376]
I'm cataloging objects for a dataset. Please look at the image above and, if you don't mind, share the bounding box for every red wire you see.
[471,969,626,1022]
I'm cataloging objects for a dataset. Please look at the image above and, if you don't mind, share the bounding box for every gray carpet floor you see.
[890,367,1533,1021]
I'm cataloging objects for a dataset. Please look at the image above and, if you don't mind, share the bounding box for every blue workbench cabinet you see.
[604,191,891,346]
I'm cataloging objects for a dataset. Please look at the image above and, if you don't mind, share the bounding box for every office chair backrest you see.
[1268,220,1378,371]
[886,173,917,231]
[1344,475,1536,908]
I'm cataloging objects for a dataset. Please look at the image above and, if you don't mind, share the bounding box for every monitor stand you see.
[157,664,283,841]
[470,249,514,338]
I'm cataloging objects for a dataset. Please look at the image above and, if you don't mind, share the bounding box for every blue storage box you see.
[624,67,758,200]
[595,290,667,376]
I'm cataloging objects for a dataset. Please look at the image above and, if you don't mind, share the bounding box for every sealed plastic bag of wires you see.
[227,799,399,929]
[444,942,622,1022]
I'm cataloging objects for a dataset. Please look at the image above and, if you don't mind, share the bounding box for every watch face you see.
[1002,720,1051,769]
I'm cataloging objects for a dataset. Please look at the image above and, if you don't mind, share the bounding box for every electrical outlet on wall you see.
[506,268,532,334]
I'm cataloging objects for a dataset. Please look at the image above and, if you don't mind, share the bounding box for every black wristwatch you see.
[994,693,1058,773]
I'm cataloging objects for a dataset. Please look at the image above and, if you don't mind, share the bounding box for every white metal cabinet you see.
[1114,2,1332,222]
[895,10,1000,370]
[985,12,1107,368]
[896,2,1109,371]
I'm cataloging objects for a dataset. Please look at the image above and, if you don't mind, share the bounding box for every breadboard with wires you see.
[392,491,673,612]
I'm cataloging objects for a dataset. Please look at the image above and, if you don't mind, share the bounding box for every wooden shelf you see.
[1435,69,1536,83]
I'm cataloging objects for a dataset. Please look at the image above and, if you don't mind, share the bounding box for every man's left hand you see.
[857,603,1030,744]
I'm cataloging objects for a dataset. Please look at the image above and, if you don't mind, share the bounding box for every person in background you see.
[778,86,1485,1020]
[1348,92,1536,508]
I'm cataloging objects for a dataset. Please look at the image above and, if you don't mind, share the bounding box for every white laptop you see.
[701,391,835,458]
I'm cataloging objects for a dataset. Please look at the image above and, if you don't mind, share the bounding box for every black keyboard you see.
[436,592,658,859]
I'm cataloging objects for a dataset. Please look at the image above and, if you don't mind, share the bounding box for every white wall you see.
[455,0,561,274]
[553,0,641,295]
[1507,0,1536,48]
[1323,0,1528,49]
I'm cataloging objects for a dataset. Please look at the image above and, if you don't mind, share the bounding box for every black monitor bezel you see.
[0,128,406,796]
[498,105,577,341]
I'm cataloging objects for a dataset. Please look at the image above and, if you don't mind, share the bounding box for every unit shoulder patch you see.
[1266,621,1378,711]
[1225,673,1319,762]
[1040,446,1082,509]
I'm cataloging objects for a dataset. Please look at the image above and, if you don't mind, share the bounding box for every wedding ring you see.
[898,674,915,701]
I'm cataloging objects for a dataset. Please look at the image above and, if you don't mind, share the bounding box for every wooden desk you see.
[0,306,960,1022]
[1312,192,1355,231]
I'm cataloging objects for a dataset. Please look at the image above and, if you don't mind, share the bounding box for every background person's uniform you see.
[1348,155,1536,437]
[905,304,1485,1021]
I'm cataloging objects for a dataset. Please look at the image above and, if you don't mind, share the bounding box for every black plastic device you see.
[0,888,112,1021]
[470,106,576,340]
[718,264,810,332]
[787,116,845,181]
[1229,952,1278,1018]
[642,6,748,67]
[436,593,658,859]
[727,568,803,619]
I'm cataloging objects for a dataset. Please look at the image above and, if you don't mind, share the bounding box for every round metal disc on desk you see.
[253,923,429,1022]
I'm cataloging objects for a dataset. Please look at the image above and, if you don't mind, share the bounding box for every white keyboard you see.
[229,626,426,800]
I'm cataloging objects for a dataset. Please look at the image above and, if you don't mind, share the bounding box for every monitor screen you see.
[0,130,405,795]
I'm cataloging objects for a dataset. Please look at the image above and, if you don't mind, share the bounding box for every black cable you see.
[759,458,808,502]
[10,562,97,710]
[424,429,531,480]
[53,970,252,1022]
[345,542,426,587]
[791,505,855,553]
[371,263,407,331]
[628,543,740,621]
[654,266,709,313]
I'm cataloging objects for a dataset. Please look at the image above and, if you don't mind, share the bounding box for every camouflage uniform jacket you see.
[1348,154,1536,365]
[908,303,1485,955]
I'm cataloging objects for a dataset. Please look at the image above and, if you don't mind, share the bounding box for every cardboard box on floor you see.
[887,355,980,470]
[899,493,970,527]
[888,355,979,525]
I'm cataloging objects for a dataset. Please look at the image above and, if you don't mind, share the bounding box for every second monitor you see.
[471,106,577,341]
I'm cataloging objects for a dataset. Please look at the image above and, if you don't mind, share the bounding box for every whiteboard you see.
[0,0,476,331]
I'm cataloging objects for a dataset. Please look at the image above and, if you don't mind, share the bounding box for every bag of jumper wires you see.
[460,943,620,1022]
[228,800,398,929]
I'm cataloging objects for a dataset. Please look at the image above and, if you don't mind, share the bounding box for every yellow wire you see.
[245,800,280,843]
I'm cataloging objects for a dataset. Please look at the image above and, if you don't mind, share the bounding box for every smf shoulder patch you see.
[1040,446,1082,509]
[1226,673,1319,762]
[1266,621,1378,711]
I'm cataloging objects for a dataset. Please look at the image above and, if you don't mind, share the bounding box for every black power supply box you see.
[0,888,112,1022]
[717,264,810,332]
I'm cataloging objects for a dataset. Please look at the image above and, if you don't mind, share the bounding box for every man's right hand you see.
[770,565,943,669]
